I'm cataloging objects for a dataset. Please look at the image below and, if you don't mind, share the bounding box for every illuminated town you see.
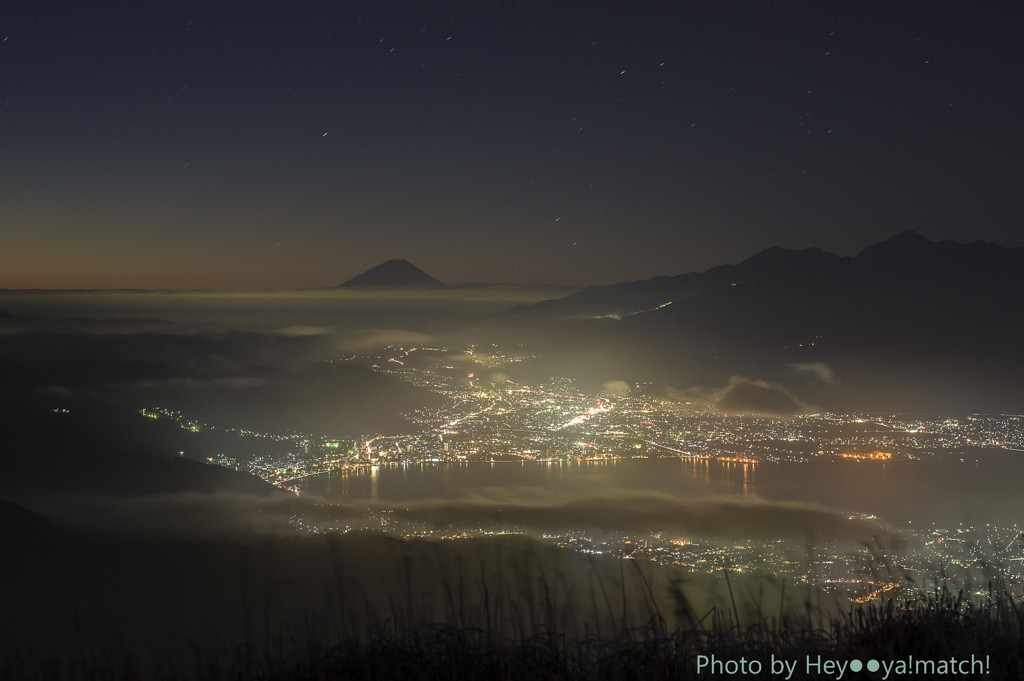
[144,345,1024,603]
[169,345,1024,479]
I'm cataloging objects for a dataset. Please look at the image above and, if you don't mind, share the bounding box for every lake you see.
[297,453,1024,528]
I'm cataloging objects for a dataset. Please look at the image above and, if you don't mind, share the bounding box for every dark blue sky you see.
[1,0,1020,287]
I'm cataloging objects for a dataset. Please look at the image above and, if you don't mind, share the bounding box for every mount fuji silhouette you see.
[338,259,442,287]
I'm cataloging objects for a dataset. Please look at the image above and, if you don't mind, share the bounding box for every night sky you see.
[1,0,1020,288]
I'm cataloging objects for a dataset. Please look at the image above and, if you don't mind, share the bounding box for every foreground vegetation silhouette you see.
[2,523,1022,680]
[171,586,1017,681]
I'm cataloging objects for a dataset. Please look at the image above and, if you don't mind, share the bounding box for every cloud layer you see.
[715,376,810,416]
[26,489,894,545]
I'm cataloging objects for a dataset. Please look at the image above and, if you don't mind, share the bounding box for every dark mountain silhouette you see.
[626,230,1024,344]
[501,231,1024,412]
[607,231,1024,412]
[0,400,279,497]
[515,230,1024,322]
[513,246,844,317]
[0,497,71,545]
[339,259,442,287]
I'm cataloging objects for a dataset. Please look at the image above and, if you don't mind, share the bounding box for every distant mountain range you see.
[623,229,1024,347]
[339,259,442,287]
[511,231,1024,413]
[518,230,1024,322]
[614,229,1024,356]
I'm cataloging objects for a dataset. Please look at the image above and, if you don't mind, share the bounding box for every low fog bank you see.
[15,488,897,547]
[3,284,1019,416]
[387,493,895,543]
[0,313,449,438]
[0,286,576,332]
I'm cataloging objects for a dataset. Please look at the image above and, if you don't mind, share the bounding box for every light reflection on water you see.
[298,455,1024,527]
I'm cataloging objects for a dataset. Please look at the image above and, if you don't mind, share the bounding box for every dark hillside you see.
[615,232,1024,412]
[0,400,278,496]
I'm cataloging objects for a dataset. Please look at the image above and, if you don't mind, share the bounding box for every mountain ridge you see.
[0,400,281,497]
[339,259,442,287]
[498,230,1024,412]
[515,230,1023,318]
[608,230,1024,412]
[624,229,1024,340]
